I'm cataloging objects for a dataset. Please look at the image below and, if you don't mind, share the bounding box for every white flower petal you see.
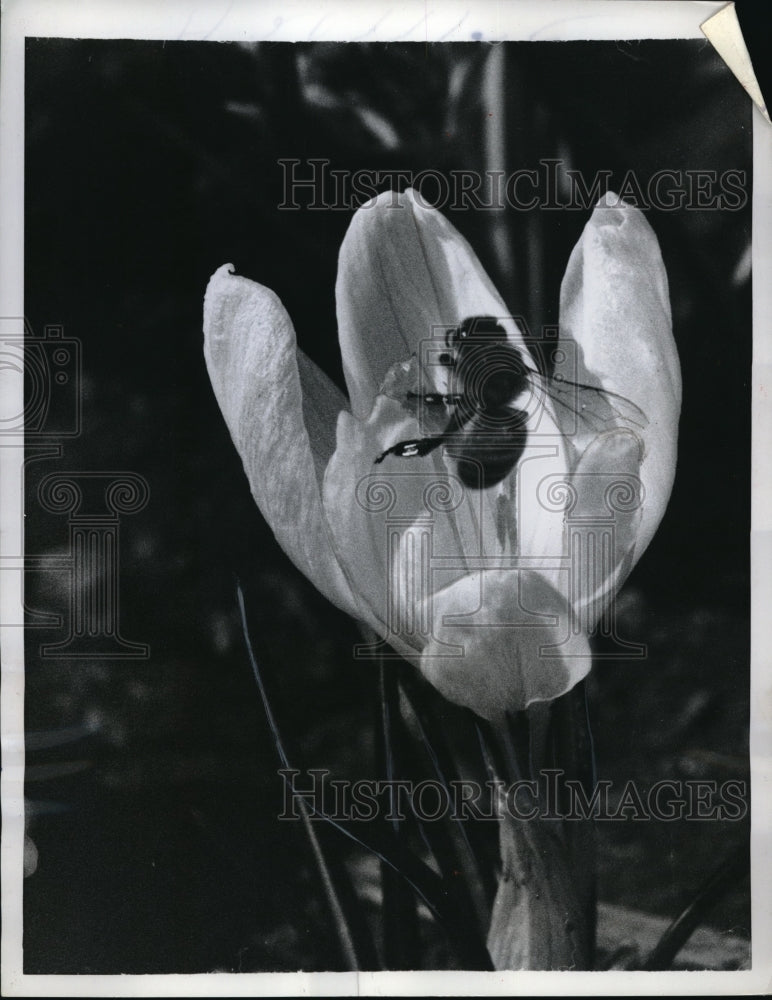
[322,396,423,652]
[559,193,681,562]
[203,264,358,617]
[564,428,644,628]
[323,386,496,657]
[296,350,346,487]
[419,569,592,722]
[336,188,534,419]
[323,368,574,660]
[390,419,574,635]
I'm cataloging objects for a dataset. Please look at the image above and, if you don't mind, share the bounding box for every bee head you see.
[443,317,529,410]
[445,315,507,349]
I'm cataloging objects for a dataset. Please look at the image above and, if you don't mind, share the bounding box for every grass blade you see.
[642,844,749,971]
[377,657,419,968]
[398,665,497,907]
[238,583,493,964]
[237,582,378,970]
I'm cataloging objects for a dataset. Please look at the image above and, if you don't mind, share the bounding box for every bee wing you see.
[537,374,649,433]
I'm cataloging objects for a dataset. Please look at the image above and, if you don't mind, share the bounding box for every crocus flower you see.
[203,189,680,722]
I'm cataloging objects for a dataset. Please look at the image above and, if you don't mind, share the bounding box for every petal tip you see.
[588,192,664,265]
[202,265,295,395]
[591,190,631,228]
[358,188,411,212]
[206,262,237,291]
[203,263,238,327]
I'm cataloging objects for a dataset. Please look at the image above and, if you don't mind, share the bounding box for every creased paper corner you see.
[702,2,770,125]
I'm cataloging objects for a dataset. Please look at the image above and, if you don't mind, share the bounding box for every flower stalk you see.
[484,693,597,969]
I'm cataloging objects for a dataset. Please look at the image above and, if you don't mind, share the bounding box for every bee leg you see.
[406,392,463,406]
[374,434,448,464]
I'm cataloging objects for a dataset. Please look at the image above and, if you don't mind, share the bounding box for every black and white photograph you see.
[1,0,770,994]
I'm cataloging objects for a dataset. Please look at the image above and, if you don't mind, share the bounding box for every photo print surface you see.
[16,26,755,982]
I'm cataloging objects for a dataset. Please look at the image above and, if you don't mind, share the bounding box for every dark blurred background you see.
[23,35,751,972]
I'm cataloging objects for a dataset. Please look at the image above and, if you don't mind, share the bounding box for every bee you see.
[374,315,646,489]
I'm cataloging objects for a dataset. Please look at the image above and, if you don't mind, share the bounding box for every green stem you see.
[485,687,597,970]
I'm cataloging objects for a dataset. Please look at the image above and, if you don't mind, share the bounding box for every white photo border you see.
[1,1,769,996]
